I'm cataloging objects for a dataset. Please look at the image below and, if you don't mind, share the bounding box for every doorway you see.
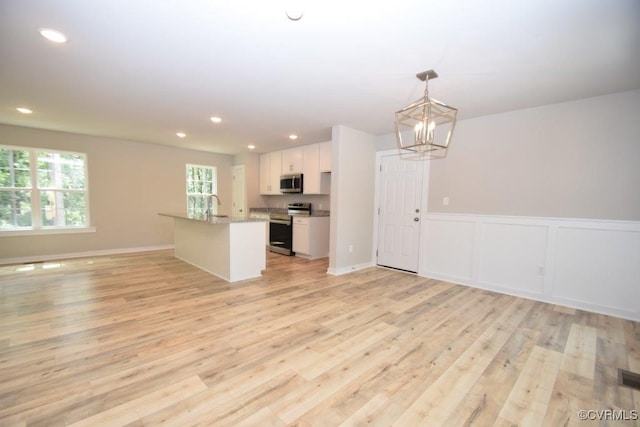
[232,165,246,218]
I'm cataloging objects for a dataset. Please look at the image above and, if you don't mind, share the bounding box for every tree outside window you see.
[0,145,89,230]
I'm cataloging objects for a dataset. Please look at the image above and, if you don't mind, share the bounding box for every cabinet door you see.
[281,148,303,174]
[269,151,282,194]
[319,141,332,172]
[292,217,310,254]
[259,153,271,194]
[302,144,320,194]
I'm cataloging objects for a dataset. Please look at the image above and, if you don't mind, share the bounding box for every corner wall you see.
[328,125,376,274]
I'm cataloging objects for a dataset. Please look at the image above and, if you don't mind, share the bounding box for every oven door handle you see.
[269,219,291,225]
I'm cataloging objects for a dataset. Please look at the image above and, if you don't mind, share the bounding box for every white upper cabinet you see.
[259,151,282,195]
[319,141,332,172]
[302,143,330,195]
[260,142,331,195]
[281,148,303,174]
[302,144,321,194]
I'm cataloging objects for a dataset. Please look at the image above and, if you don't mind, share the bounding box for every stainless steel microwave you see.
[280,173,303,193]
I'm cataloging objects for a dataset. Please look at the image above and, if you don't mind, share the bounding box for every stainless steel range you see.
[268,212,293,255]
[268,203,312,255]
[287,202,311,216]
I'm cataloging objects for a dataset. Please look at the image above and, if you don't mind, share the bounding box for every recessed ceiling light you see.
[39,28,68,43]
[248,144,256,150]
[16,107,33,114]
[285,0,305,21]
[289,134,298,140]
[176,132,186,138]
[210,116,222,123]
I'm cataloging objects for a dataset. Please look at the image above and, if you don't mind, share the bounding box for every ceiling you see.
[1,0,639,155]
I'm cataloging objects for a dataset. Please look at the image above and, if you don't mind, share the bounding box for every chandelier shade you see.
[395,70,458,159]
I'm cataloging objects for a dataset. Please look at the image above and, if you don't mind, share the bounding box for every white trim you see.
[425,212,640,230]
[0,244,174,266]
[327,261,375,276]
[420,212,640,321]
[0,226,97,237]
[1,145,91,230]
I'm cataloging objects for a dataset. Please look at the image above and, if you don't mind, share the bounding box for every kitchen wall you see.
[260,194,331,211]
[233,152,265,210]
[234,151,331,213]
[329,125,376,275]
[0,124,234,263]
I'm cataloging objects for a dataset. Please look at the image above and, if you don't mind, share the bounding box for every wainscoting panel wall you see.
[421,217,476,281]
[420,214,640,321]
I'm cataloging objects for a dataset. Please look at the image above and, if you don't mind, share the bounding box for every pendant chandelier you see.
[395,69,458,159]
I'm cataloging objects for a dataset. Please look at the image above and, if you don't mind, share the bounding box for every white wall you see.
[0,124,234,263]
[233,152,265,210]
[328,125,376,274]
[428,90,640,220]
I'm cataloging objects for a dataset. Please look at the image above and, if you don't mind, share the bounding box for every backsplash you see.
[261,194,330,212]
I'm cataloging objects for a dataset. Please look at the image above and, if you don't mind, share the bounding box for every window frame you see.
[0,144,95,236]
[186,163,218,219]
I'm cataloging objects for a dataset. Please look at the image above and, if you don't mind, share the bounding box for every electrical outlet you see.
[537,265,545,275]
[443,196,449,206]
[348,245,353,253]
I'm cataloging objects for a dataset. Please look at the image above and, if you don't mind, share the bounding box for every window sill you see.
[0,226,97,237]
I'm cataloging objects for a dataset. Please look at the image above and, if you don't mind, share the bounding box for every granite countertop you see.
[158,213,267,224]
[249,208,330,217]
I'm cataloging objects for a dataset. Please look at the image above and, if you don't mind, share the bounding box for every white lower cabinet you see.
[292,216,330,259]
[249,212,270,247]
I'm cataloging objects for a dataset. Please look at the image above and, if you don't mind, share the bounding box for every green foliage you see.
[186,164,217,217]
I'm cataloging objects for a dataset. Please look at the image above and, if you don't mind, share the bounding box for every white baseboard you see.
[327,261,375,276]
[0,245,175,266]
[423,270,639,322]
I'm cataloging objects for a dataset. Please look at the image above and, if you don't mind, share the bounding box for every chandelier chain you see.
[423,74,429,99]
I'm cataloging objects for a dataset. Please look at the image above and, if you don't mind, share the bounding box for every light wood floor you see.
[0,250,638,426]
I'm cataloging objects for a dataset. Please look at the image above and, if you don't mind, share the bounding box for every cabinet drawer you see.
[293,217,309,225]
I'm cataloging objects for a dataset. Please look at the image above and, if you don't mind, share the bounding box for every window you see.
[1,145,89,231]
[186,164,217,218]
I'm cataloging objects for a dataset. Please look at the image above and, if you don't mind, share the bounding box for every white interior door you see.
[377,155,423,272]
[232,165,246,218]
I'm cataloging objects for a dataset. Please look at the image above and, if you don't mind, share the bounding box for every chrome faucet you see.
[205,194,221,220]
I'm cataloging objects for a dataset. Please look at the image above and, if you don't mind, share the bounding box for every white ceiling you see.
[1,0,639,155]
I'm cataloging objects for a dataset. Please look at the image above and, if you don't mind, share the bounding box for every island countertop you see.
[158,213,267,224]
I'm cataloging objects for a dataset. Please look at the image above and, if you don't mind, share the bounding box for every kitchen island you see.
[159,213,266,282]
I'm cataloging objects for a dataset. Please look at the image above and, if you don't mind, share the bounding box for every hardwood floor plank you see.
[68,375,207,427]
[542,369,595,427]
[561,323,598,380]
[271,342,399,424]
[391,298,535,426]
[337,393,405,427]
[498,345,564,426]
[299,322,398,381]
[443,326,541,426]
